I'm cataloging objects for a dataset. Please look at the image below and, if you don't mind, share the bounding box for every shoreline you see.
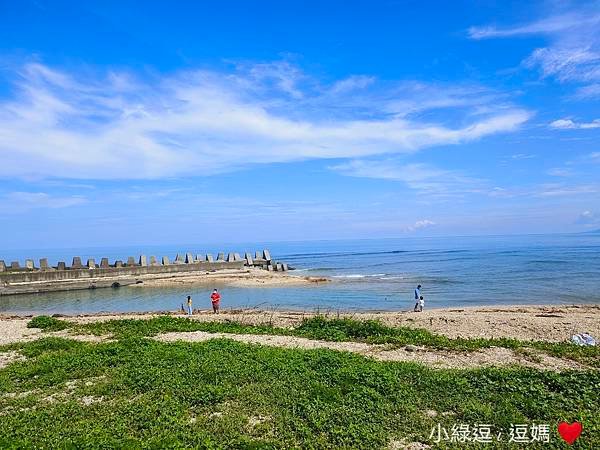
[2,304,599,343]
[128,267,329,288]
[0,267,329,296]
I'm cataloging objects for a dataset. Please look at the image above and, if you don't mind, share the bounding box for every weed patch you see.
[0,336,598,448]
[27,315,70,332]
[29,315,600,367]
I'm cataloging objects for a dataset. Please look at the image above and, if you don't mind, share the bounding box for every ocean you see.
[1,233,599,314]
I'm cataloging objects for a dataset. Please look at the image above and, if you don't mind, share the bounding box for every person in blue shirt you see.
[186,295,193,316]
[413,284,422,312]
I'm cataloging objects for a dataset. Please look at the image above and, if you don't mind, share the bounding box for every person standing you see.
[413,284,422,312]
[210,289,221,314]
[186,295,193,316]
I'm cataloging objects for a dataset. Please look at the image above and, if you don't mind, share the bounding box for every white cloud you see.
[535,183,599,197]
[524,47,600,83]
[487,181,600,199]
[468,12,600,39]
[330,159,485,197]
[378,82,510,118]
[406,219,436,232]
[575,83,600,98]
[246,60,306,99]
[331,160,443,182]
[511,153,536,160]
[488,187,514,198]
[329,75,375,94]
[576,210,599,226]
[0,192,86,213]
[549,119,574,129]
[0,62,530,180]
[469,7,600,90]
[549,118,600,129]
[546,168,574,177]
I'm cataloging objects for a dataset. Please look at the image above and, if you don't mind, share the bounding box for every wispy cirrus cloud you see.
[330,159,485,197]
[511,153,536,160]
[0,62,530,180]
[469,6,600,95]
[468,12,600,39]
[535,183,599,197]
[524,47,600,83]
[488,182,600,199]
[329,75,375,94]
[546,167,574,177]
[0,192,87,214]
[575,83,600,98]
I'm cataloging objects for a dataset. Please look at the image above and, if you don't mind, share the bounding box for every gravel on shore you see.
[2,304,598,344]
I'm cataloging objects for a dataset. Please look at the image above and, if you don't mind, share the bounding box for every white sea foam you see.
[332,273,386,279]
[332,274,366,279]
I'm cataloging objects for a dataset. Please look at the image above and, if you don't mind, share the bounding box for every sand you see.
[1,305,598,371]
[2,305,598,343]
[0,319,112,346]
[154,330,589,371]
[0,351,25,369]
[357,304,600,342]
[129,267,329,288]
[36,304,598,342]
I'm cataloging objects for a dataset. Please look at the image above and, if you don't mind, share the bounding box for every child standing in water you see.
[186,295,193,316]
[210,289,221,314]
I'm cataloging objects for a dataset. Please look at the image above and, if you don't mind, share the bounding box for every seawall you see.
[0,249,290,295]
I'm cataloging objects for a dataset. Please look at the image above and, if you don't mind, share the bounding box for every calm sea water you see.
[1,234,599,314]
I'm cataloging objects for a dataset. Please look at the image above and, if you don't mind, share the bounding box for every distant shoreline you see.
[128,267,329,288]
[0,267,329,296]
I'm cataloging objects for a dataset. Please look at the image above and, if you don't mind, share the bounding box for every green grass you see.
[299,317,600,367]
[1,336,598,448]
[73,315,287,339]
[33,315,598,368]
[27,315,70,332]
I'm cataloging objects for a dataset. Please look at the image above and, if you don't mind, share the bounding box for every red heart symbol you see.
[558,422,582,445]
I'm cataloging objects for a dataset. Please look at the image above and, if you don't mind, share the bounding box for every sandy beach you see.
[129,267,329,288]
[2,304,598,344]
[3,304,598,372]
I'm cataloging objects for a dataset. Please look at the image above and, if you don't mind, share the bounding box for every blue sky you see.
[1,0,599,249]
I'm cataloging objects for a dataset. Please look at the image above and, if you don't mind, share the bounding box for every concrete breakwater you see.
[0,249,290,296]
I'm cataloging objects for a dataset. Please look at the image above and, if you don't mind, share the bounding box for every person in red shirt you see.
[210,288,221,314]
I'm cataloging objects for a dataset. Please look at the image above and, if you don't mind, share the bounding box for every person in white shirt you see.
[413,284,422,312]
